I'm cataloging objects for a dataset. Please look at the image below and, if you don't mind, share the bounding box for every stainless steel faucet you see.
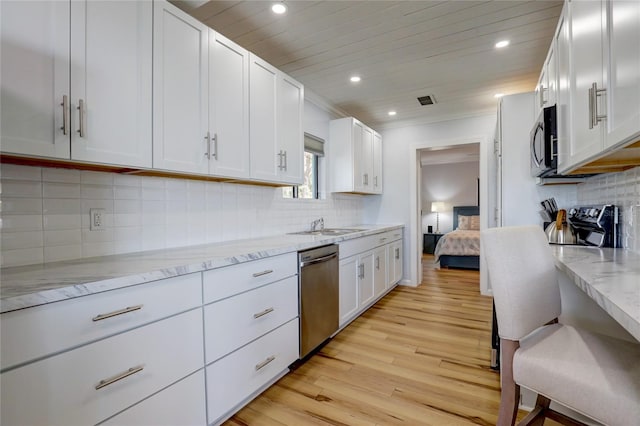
[310,217,324,231]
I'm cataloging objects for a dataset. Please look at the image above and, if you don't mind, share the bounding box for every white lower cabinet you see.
[206,318,299,425]
[0,308,204,426]
[338,229,404,328]
[101,370,206,426]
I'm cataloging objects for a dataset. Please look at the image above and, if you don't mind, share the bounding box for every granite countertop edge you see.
[0,224,404,314]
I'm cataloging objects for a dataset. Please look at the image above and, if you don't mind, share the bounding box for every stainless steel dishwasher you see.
[298,244,339,358]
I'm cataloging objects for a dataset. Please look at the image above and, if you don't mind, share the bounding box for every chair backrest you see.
[481,226,561,340]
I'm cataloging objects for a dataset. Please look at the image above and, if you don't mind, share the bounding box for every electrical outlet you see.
[90,208,105,231]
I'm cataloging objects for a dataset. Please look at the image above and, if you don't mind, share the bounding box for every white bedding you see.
[434,229,480,261]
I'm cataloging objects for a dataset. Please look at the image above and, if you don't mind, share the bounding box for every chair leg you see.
[518,395,551,426]
[497,339,520,426]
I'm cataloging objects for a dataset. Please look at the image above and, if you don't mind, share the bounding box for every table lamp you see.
[431,201,445,233]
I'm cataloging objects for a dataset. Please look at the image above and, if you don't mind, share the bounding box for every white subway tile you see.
[114,213,141,227]
[43,198,81,215]
[142,187,165,201]
[141,176,165,189]
[81,199,114,214]
[80,170,114,185]
[44,229,82,246]
[114,199,141,214]
[0,231,43,250]
[0,164,41,181]
[42,168,81,183]
[82,228,114,243]
[44,214,81,230]
[142,226,165,250]
[114,185,141,200]
[1,198,42,214]
[1,247,44,267]
[1,180,42,198]
[166,188,187,201]
[82,242,114,258]
[43,182,81,199]
[114,174,141,187]
[166,179,187,191]
[44,245,82,263]
[2,215,43,232]
[81,184,113,200]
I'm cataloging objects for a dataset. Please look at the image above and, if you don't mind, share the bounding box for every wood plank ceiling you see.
[174,0,563,129]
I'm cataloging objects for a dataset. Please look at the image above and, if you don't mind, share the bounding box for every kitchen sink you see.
[288,228,365,236]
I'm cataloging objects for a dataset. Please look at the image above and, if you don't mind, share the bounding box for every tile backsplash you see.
[577,166,640,253]
[0,164,364,267]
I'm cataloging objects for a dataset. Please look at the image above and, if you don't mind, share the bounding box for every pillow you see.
[458,215,480,230]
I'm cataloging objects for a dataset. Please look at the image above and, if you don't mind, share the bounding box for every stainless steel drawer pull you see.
[253,307,274,319]
[395,248,400,259]
[252,269,273,278]
[380,237,387,242]
[95,365,144,390]
[77,99,86,137]
[255,355,276,371]
[92,304,143,322]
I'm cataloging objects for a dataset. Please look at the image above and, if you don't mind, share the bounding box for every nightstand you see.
[423,233,444,254]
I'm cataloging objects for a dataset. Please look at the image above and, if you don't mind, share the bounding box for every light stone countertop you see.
[551,245,640,342]
[0,224,403,314]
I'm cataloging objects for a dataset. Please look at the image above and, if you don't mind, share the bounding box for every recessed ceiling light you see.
[494,93,504,98]
[388,111,397,116]
[350,75,361,83]
[495,40,510,49]
[271,2,287,14]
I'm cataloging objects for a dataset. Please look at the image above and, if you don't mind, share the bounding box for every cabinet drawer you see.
[206,318,299,425]
[102,370,206,426]
[339,229,402,259]
[0,309,204,426]
[1,273,201,371]
[1,273,202,371]
[204,275,298,363]
[203,252,297,303]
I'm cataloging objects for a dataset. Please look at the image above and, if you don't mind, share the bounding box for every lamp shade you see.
[431,201,445,213]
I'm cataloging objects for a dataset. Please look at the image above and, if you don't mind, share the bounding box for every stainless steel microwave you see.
[530,105,557,177]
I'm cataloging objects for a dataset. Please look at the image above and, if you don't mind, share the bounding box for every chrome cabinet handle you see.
[395,248,400,259]
[212,132,218,160]
[277,150,284,170]
[255,355,275,371]
[374,176,378,187]
[282,150,287,171]
[95,365,144,390]
[358,263,364,279]
[253,307,274,319]
[550,136,558,159]
[375,256,380,270]
[380,237,387,243]
[252,269,273,278]
[204,132,211,158]
[77,99,85,137]
[60,95,69,135]
[363,173,369,186]
[593,82,606,126]
[92,304,143,322]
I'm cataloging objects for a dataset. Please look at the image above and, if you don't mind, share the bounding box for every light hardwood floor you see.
[225,255,545,425]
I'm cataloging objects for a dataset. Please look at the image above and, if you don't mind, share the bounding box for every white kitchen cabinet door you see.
[249,54,279,182]
[339,256,359,327]
[372,131,383,194]
[556,6,572,172]
[209,30,250,179]
[546,46,558,107]
[604,0,640,149]
[388,241,403,286]
[277,73,304,184]
[567,0,605,167]
[373,246,387,299]
[0,0,70,159]
[153,0,208,174]
[358,251,375,308]
[352,120,366,192]
[360,125,374,192]
[70,0,152,167]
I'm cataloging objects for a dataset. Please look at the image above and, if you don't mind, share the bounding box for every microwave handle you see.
[531,123,543,167]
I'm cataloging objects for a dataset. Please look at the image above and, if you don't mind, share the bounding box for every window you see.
[283,133,324,199]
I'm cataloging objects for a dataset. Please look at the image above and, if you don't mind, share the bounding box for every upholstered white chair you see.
[481,226,640,426]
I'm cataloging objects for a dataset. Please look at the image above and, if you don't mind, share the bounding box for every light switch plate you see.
[90,208,105,231]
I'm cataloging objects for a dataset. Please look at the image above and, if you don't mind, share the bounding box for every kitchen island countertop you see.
[0,224,403,314]
[551,245,640,342]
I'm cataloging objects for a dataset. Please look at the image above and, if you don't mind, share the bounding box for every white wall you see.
[363,114,497,287]
[421,161,479,234]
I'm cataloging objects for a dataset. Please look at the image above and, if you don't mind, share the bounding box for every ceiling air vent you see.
[417,95,436,106]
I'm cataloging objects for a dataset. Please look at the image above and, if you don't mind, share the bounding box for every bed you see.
[434,206,480,270]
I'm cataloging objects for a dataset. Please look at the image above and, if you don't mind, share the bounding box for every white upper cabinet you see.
[153,0,208,174]
[249,53,304,185]
[249,54,279,182]
[556,5,572,171]
[1,1,70,159]
[71,1,152,167]
[208,31,250,179]
[329,117,382,194]
[603,0,640,150]
[558,0,640,174]
[1,0,152,167]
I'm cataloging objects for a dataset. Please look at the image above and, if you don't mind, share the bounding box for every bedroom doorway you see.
[408,137,491,295]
